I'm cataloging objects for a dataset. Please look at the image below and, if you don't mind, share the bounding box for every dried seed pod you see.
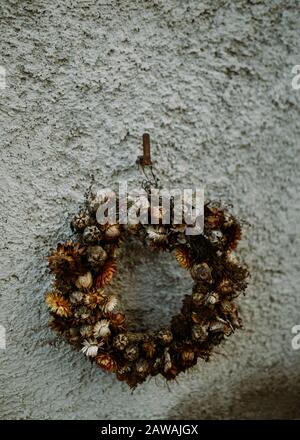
[74,305,92,321]
[209,320,232,336]
[192,324,208,341]
[192,291,205,306]
[96,259,117,288]
[68,327,80,343]
[84,289,106,309]
[205,292,219,305]
[164,349,172,373]
[45,292,72,318]
[217,279,234,295]
[142,340,156,358]
[124,344,139,362]
[117,364,132,381]
[191,312,203,325]
[48,241,85,276]
[104,224,121,240]
[113,333,129,351]
[96,354,117,372]
[152,357,162,373]
[181,347,195,364]
[83,226,102,244]
[190,262,212,283]
[87,245,107,269]
[75,272,93,290]
[71,211,91,232]
[136,359,149,376]
[146,226,168,242]
[222,221,242,252]
[205,206,225,229]
[175,245,191,269]
[220,300,235,314]
[171,224,186,233]
[157,329,173,346]
[93,319,111,338]
[81,339,99,357]
[69,291,84,304]
[109,312,126,332]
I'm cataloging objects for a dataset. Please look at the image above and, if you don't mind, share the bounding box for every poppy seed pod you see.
[83,226,102,244]
[71,211,92,232]
[190,262,212,283]
[87,246,107,268]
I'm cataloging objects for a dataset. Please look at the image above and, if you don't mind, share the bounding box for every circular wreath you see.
[46,190,248,388]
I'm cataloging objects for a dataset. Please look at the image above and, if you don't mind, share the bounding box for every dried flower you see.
[45,292,72,318]
[81,340,99,357]
[113,333,129,351]
[48,241,85,276]
[93,319,111,338]
[74,305,91,321]
[190,262,212,283]
[110,312,126,332]
[103,295,118,313]
[83,226,102,244]
[75,272,93,290]
[69,291,84,304]
[96,260,117,288]
[175,245,191,269]
[96,354,117,372]
[80,325,93,338]
[84,289,106,309]
[142,340,156,358]
[87,245,107,268]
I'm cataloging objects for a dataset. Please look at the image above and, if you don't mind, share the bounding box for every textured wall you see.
[0,0,300,420]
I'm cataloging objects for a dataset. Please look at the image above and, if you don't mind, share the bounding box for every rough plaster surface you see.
[0,0,300,420]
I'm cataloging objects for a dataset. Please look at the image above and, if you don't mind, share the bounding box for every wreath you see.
[45,138,248,388]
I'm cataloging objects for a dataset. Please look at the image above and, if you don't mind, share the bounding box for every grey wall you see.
[0,0,300,420]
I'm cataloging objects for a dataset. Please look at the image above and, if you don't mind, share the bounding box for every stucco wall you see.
[0,0,300,419]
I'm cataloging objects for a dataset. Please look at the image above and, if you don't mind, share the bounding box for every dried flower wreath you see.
[46,135,248,388]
